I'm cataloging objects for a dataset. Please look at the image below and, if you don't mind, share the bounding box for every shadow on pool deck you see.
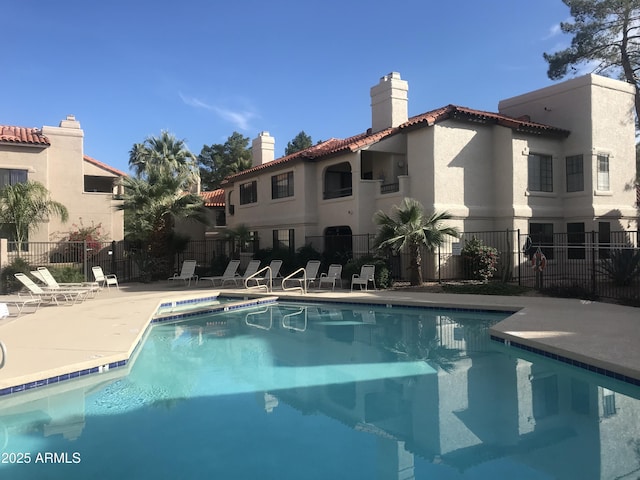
[0,281,638,395]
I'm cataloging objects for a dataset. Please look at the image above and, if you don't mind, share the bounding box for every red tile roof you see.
[0,125,50,146]
[201,188,225,207]
[83,155,127,177]
[403,105,571,137]
[222,104,570,184]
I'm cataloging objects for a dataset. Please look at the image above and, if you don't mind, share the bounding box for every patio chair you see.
[350,264,376,292]
[226,259,261,287]
[200,260,241,286]
[168,260,198,287]
[14,273,89,305]
[282,260,321,290]
[92,266,119,290]
[318,264,343,290]
[0,296,42,317]
[36,267,100,297]
[250,259,283,288]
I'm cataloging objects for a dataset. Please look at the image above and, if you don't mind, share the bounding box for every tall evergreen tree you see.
[198,132,252,190]
[285,131,313,156]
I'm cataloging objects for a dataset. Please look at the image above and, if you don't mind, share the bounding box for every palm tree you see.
[0,181,68,253]
[118,171,208,278]
[128,131,200,190]
[374,198,459,286]
[121,133,207,279]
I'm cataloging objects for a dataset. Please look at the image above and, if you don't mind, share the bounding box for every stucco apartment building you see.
[0,115,125,245]
[221,73,638,274]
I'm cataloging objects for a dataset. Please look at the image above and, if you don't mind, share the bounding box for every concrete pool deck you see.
[0,282,638,395]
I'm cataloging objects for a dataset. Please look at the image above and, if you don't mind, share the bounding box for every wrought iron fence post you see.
[591,230,596,296]
[83,240,88,281]
[111,240,117,276]
[438,244,441,284]
[517,229,521,286]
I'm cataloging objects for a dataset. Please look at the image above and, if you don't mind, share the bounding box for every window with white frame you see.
[528,153,553,192]
[597,154,610,191]
[565,155,583,192]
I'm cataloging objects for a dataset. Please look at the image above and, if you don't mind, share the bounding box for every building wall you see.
[500,74,637,232]
[224,74,637,256]
[0,116,124,243]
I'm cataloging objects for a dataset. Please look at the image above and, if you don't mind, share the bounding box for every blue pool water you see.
[1,302,639,479]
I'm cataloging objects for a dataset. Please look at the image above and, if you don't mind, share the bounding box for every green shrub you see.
[462,237,499,283]
[48,265,85,283]
[295,243,322,269]
[254,247,297,276]
[599,249,640,286]
[1,257,34,294]
[542,283,598,301]
[343,256,391,289]
[209,254,231,276]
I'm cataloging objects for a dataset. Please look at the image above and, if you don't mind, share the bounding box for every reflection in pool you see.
[0,302,638,479]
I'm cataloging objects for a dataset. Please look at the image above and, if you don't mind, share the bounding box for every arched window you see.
[323,162,352,199]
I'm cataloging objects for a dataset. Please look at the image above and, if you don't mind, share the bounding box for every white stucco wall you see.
[0,117,124,243]
[500,74,637,231]
[223,74,637,257]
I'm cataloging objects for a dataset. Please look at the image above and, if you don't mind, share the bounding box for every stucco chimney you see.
[252,131,275,167]
[370,72,408,133]
[59,114,81,129]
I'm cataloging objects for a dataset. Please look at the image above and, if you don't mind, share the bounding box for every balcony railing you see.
[380,182,399,194]
[323,187,352,200]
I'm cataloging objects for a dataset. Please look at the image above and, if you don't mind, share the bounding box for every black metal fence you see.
[517,230,640,302]
[6,240,131,282]
[307,229,640,302]
[5,228,639,302]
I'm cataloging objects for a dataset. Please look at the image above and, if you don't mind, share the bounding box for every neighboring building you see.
[178,188,227,241]
[0,115,125,243]
[222,73,638,277]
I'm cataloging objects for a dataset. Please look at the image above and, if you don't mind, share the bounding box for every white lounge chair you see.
[14,273,89,305]
[350,264,376,292]
[92,266,119,290]
[200,260,241,286]
[168,260,198,287]
[36,267,100,296]
[231,260,261,287]
[282,260,321,290]
[319,264,343,290]
[0,296,42,316]
[251,259,283,288]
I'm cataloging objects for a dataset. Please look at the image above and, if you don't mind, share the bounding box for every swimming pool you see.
[1,301,639,479]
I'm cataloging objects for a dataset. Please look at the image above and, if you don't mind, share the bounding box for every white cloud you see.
[544,23,562,40]
[179,92,257,131]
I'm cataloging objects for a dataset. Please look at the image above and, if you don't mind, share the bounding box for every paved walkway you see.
[0,283,638,395]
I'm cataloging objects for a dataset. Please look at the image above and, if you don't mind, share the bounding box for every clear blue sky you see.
[2,0,572,177]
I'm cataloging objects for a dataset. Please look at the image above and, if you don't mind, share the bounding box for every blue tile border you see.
[278,297,517,315]
[151,296,277,324]
[0,362,128,397]
[490,335,640,387]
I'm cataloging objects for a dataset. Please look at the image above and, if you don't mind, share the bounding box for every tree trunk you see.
[410,245,424,286]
